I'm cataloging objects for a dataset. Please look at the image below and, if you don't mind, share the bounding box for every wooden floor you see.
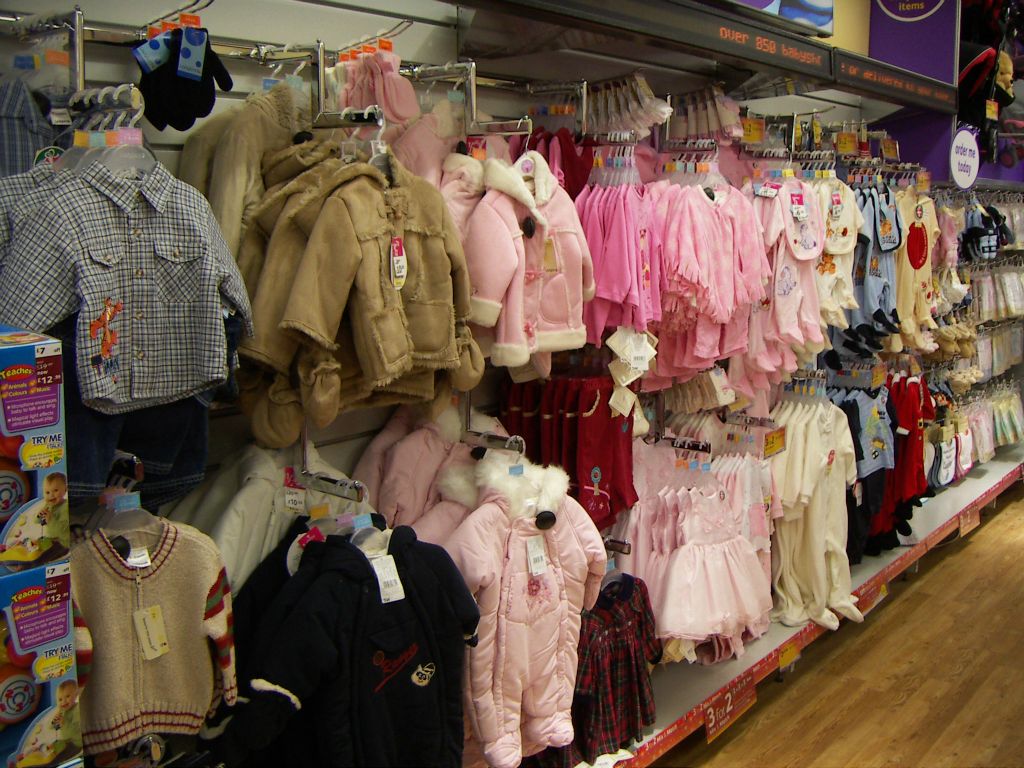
[656,485,1024,768]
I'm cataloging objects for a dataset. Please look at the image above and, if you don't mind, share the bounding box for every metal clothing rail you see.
[1,8,86,91]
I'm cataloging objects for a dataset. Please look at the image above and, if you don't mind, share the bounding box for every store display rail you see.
[622,444,1024,767]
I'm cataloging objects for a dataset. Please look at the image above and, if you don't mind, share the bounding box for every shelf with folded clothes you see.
[617,443,1024,768]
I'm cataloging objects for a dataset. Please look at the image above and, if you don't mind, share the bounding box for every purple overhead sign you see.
[869,0,957,84]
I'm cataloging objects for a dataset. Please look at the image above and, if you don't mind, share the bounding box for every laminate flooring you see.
[655,485,1024,768]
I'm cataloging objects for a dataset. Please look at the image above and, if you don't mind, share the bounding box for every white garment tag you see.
[853,481,863,506]
[390,237,407,290]
[609,385,636,418]
[526,536,548,576]
[371,554,405,603]
[608,358,644,387]
[48,108,72,126]
[284,487,305,513]
[133,605,169,660]
[756,182,781,198]
[126,547,152,569]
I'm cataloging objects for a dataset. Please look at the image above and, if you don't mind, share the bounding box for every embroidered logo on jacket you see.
[411,663,436,687]
[373,643,419,692]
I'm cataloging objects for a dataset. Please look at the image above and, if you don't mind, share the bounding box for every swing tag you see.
[371,555,405,603]
[830,191,843,219]
[133,605,170,660]
[756,181,781,198]
[177,27,207,81]
[132,32,174,73]
[526,536,548,576]
[390,237,407,289]
[790,193,808,221]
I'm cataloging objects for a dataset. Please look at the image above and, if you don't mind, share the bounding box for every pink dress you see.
[654,486,772,652]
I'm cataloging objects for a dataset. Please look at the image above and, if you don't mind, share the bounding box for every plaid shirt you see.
[0,162,63,268]
[0,79,55,177]
[0,162,252,414]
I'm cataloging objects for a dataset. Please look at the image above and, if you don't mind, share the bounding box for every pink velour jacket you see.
[446,455,606,768]
[463,152,596,368]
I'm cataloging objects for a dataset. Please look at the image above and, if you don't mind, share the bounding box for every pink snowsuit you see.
[446,456,606,768]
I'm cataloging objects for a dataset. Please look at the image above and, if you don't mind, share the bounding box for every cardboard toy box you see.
[0,328,68,577]
[0,560,81,768]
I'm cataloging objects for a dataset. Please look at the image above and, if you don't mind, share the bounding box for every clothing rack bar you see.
[140,0,215,32]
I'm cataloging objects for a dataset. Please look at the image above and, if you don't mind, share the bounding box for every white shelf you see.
[620,444,1024,767]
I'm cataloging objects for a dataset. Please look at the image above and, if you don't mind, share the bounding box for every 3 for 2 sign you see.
[703,671,757,742]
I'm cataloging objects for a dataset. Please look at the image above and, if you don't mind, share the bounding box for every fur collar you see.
[475,452,569,519]
[482,151,557,228]
[442,153,485,193]
[436,462,479,509]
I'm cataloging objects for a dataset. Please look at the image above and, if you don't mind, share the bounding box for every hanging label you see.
[543,238,558,272]
[378,38,394,52]
[608,385,636,418]
[390,237,407,290]
[177,27,207,81]
[361,44,377,54]
[790,193,808,222]
[526,535,548,576]
[126,547,152,569]
[508,463,524,477]
[835,132,858,156]
[609,359,644,387]
[284,487,305,512]
[986,99,999,121]
[147,26,162,39]
[371,555,405,603]
[756,181,781,199]
[763,426,786,458]
[160,20,180,32]
[741,117,765,145]
[12,54,39,71]
[880,138,900,161]
[178,13,201,27]
[48,108,71,126]
[830,190,844,219]
[133,606,170,660]
[133,33,174,73]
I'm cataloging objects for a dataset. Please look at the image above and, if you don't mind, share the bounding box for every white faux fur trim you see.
[476,454,570,519]
[483,151,556,229]
[535,327,587,351]
[437,462,480,509]
[470,296,502,327]
[443,153,485,193]
[489,342,530,369]
[251,679,302,711]
[199,715,233,740]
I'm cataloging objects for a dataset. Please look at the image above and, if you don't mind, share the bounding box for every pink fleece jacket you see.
[446,455,606,768]
[463,152,596,368]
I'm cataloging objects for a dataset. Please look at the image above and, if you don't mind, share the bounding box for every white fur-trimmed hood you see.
[442,152,485,193]
[475,452,569,519]
[482,151,558,228]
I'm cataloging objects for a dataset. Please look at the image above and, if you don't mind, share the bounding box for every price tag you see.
[378,38,394,52]
[986,99,999,121]
[741,117,765,145]
[371,554,405,603]
[835,131,858,156]
[126,547,152,569]
[160,20,180,32]
[755,181,781,199]
[916,170,932,194]
[790,193,808,221]
[390,237,407,289]
[133,605,170,660]
[830,191,843,219]
[704,672,756,743]
[880,138,900,161]
[179,13,201,27]
[361,44,377,54]
[778,637,801,669]
[959,506,981,536]
[763,426,786,458]
[284,487,305,512]
[526,535,548,575]
[608,385,636,418]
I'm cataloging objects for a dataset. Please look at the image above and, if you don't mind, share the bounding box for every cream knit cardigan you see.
[71,520,236,754]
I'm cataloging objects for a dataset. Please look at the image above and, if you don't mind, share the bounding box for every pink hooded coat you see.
[463,152,596,368]
[446,455,606,768]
